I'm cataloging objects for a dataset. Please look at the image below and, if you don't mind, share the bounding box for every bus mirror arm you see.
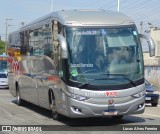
[58,34,68,59]
[139,34,155,57]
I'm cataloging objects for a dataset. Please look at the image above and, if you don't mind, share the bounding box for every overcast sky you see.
[0,0,160,43]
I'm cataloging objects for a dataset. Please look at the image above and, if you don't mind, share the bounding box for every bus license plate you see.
[145,97,151,100]
[103,110,118,116]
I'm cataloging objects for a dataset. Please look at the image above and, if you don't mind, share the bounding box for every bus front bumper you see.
[66,96,145,118]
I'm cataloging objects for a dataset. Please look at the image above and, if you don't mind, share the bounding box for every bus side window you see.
[52,21,64,76]
[29,27,45,56]
[20,31,29,55]
[42,23,53,57]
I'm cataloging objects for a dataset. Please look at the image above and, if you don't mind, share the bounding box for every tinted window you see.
[0,74,7,78]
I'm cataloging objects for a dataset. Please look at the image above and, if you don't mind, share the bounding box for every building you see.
[143,28,160,90]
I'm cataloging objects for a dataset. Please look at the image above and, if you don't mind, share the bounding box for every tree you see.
[0,40,5,54]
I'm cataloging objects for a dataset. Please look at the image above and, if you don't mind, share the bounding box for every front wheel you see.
[112,115,124,120]
[50,92,62,120]
[16,85,25,106]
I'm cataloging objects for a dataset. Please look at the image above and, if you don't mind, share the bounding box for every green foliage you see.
[0,40,5,54]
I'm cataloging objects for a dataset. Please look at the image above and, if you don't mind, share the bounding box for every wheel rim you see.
[17,90,20,103]
[51,92,56,114]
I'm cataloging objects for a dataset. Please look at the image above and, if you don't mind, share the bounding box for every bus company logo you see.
[12,60,20,79]
[106,91,118,97]
[2,126,11,131]
[12,60,20,72]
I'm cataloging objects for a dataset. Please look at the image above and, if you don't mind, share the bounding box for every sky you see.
[0,0,160,42]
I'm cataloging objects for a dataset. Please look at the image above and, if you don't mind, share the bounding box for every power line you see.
[98,0,116,9]
[119,0,160,31]
[121,0,149,13]
[133,8,160,22]
[126,1,160,18]
[80,0,105,9]
[120,0,140,10]
[80,0,160,30]
[99,0,118,11]
[132,0,157,12]
[121,0,159,24]
[120,0,130,5]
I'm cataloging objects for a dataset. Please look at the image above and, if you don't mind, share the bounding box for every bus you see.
[0,54,7,73]
[8,10,155,120]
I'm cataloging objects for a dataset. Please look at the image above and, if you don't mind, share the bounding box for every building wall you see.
[145,66,160,90]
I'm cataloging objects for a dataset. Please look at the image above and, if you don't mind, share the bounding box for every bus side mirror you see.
[58,34,68,59]
[139,34,155,57]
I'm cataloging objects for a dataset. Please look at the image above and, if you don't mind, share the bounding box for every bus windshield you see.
[0,58,7,72]
[66,27,144,86]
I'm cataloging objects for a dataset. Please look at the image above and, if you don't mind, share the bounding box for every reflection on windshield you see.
[0,61,7,71]
[66,27,143,84]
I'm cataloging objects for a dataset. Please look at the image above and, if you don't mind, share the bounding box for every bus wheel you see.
[16,85,24,106]
[112,115,124,120]
[50,92,62,120]
[151,103,158,107]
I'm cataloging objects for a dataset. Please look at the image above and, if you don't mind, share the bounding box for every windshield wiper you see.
[78,73,137,88]
[78,78,108,88]
[101,73,137,87]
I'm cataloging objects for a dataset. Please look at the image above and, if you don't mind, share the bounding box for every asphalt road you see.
[0,89,160,134]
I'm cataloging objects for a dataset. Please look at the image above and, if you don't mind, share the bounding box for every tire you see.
[50,91,62,120]
[112,115,124,120]
[151,103,158,107]
[16,85,24,106]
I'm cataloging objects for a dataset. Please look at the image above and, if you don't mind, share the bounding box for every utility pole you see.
[140,21,143,34]
[21,22,25,27]
[5,18,13,54]
[140,21,143,44]
[51,0,54,12]
[118,0,120,12]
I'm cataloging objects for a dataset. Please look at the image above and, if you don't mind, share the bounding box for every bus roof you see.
[21,9,134,29]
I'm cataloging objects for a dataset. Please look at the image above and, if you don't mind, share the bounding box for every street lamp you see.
[5,18,13,54]
[21,22,25,27]
[140,21,143,34]
[117,0,120,12]
[51,0,54,12]
[146,22,160,33]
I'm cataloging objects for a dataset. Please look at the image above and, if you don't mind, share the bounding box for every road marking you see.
[143,113,160,118]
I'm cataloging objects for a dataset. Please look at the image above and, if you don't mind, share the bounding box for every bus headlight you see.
[153,91,159,95]
[70,94,90,101]
[132,91,146,98]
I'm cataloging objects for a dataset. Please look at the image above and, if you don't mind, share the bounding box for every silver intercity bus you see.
[8,10,155,120]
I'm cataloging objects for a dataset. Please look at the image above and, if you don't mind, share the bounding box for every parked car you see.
[0,72,9,89]
[145,79,159,107]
